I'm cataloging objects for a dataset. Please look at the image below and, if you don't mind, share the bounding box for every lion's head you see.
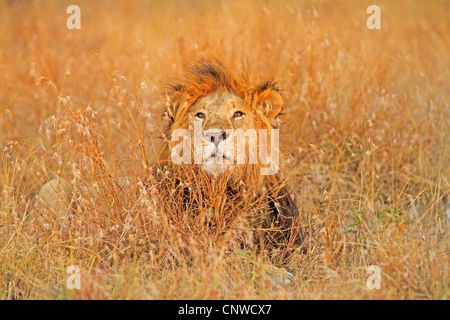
[162,59,284,181]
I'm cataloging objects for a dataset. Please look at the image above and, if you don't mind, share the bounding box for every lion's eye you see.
[195,112,206,119]
[233,111,244,118]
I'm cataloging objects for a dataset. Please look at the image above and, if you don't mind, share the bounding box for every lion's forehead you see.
[195,91,245,113]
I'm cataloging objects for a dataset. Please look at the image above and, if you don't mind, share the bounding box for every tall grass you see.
[0,0,448,299]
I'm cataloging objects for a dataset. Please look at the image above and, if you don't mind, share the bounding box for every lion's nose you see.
[205,130,228,147]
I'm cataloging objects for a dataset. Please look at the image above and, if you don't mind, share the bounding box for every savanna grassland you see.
[0,0,448,299]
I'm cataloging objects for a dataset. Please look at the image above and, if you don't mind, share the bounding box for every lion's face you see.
[185,91,259,174]
[165,59,284,177]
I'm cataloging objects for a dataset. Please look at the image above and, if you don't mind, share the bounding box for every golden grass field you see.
[0,0,449,299]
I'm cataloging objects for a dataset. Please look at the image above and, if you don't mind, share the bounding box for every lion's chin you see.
[202,155,234,175]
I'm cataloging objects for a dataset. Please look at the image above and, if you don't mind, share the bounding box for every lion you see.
[38,59,302,255]
[156,59,302,250]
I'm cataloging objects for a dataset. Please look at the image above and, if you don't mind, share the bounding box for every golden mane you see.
[164,59,282,134]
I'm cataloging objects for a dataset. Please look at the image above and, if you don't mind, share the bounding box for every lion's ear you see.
[256,82,283,119]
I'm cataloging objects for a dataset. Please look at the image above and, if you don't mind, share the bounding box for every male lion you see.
[157,59,302,250]
[38,59,302,254]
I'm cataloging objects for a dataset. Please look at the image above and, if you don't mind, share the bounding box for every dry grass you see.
[0,0,449,300]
